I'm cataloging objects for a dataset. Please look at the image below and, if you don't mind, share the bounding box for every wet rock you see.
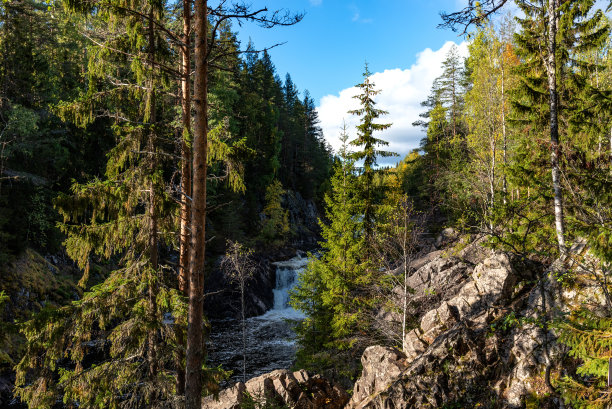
[283,190,319,248]
[205,255,275,320]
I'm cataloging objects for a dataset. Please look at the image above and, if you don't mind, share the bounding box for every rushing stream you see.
[207,254,309,385]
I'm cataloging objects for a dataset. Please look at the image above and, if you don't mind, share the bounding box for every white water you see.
[208,253,310,384]
[259,254,308,320]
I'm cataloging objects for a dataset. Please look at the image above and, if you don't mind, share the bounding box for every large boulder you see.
[347,346,408,409]
[202,369,348,409]
[471,252,517,304]
[202,383,246,409]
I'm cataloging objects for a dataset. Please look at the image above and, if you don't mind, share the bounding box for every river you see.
[207,253,309,385]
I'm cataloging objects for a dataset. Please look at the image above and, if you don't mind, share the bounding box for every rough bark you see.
[185,0,208,407]
[179,0,192,305]
[176,0,191,395]
[546,0,566,255]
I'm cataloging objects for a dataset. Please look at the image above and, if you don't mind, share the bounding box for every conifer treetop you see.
[349,62,396,169]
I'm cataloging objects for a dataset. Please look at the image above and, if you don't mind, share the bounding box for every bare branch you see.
[438,0,510,35]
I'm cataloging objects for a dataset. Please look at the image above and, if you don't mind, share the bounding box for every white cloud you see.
[317,41,469,166]
[309,0,322,6]
[348,4,372,23]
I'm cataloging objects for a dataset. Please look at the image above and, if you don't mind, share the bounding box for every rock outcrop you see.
[348,346,408,408]
[348,238,608,408]
[283,190,319,249]
[206,237,604,409]
[348,245,541,408]
[202,369,349,409]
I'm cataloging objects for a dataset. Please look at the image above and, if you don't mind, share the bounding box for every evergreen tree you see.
[438,45,467,143]
[508,0,610,255]
[291,124,367,378]
[300,90,332,200]
[349,64,395,241]
[414,46,472,219]
[259,179,290,247]
[14,0,186,406]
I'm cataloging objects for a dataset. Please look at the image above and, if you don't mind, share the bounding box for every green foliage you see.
[415,45,471,221]
[0,291,12,367]
[259,179,290,247]
[12,0,187,406]
[556,309,612,409]
[349,63,395,239]
[291,127,370,379]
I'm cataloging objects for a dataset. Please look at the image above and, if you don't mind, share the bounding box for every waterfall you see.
[208,253,310,384]
[271,255,307,310]
[260,254,308,319]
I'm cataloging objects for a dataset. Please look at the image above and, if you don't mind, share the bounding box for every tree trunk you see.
[546,0,566,255]
[501,58,507,204]
[401,220,408,353]
[241,280,246,383]
[185,0,208,406]
[490,129,496,230]
[176,0,191,395]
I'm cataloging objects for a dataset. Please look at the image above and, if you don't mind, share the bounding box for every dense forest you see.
[1,0,612,408]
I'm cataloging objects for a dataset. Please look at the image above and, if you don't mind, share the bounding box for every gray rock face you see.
[348,238,611,409]
[205,256,275,320]
[471,252,517,304]
[202,369,348,409]
[403,329,427,362]
[284,190,319,248]
[347,346,408,409]
[349,247,530,409]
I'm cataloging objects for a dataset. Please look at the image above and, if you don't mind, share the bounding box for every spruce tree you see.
[259,179,290,247]
[14,0,185,406]
[438,45,466,143]
[291,124,367,377]
[349,63,395,242]
[510,0,609,255]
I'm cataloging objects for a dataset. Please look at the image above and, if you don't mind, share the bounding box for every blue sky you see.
[235,0,468,105]
[233,1,611,163]
[232,0,473,163]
